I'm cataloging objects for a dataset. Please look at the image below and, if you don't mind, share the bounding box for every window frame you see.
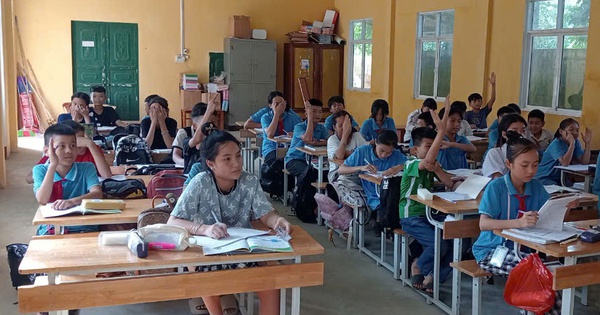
[520,0,589,116]
[347,18,373,92]
[414,9,454,101]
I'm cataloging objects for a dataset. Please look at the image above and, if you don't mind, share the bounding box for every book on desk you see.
[433,174,490,202]
[40,202,123,218]
[304,145,327,151]
[189,227,293,255]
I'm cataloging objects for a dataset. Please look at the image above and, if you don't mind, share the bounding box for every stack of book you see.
[286,31,309,43]
[182,73,199,90]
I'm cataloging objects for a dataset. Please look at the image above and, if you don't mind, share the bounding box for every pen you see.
[211,211,221,224]
[560,237,578,245]
[364,158,371,166]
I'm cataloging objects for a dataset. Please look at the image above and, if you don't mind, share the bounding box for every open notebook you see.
[433,175,490,202]
[202,235,293,255]
[40,204,122,218]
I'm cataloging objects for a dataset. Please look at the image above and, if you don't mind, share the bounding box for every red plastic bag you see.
[504,253,555,315]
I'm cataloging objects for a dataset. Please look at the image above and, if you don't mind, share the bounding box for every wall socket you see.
[175,54,186,63]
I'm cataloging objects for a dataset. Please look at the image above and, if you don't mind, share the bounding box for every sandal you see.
[422,282,434,296]
[411,274,425,289]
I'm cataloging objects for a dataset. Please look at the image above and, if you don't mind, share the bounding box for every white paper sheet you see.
[536,194,580,230]
[190,227,269,249]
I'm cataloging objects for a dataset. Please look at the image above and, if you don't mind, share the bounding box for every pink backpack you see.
[314,193,353,231]
[147,169,186,199]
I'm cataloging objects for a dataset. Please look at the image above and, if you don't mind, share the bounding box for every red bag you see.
[504,253,555,315]
[147,169,186,199]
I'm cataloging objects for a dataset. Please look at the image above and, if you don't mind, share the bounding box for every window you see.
[521,0,589,113]
[415,10,454,99]
[348,19,372,91]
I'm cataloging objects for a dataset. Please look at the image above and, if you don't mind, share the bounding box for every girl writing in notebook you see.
[168,129,292,315]
[472,135,578,314]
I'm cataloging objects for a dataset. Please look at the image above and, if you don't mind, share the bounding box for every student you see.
[284,99,329,177]
[244,94,301,129]
[143,94,160,119]
[408,112,436,155]
[57,92,93,124]
[26,121,113,183]
[482,115,527,179]
[32,124,102,235]
[172,101,218,168]
[399,99,456,292]
[88,86,128,128]
[486,106,517,153]
[167,129,291,315]
[323,96,359,133]
[140,96,178,150]
[465,72,496,129]
[473,136,572,314]
[526,109,553,152]
[327,110,367,183]
[450,101,473,137]
[536,118,592,185]
[404,98,437,142]
[436,106,476,170]
[360,99,397,142]
[261,91,302,164]
[338,130,407,211]
[487,103,520,134]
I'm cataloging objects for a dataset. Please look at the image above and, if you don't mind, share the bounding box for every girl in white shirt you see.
[482,114,527,178]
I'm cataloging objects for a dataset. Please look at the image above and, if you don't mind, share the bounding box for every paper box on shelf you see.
[230,15,251,39]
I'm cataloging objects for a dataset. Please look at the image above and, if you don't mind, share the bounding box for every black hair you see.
[308,98,323,107]
[411,126,438,147]
[191,102,208,119]
[495,114,527,147]
[200,129,241,163]
[144,94,159,103]
[267,91,290,111]
[44,123,76,146]
[438,106,464,120]
[468,93,482,102]
[528,109,545,121]
[60,120,85,133]
[331,110,357,134]
[554,118,579,139]
[328,96,345,107]
[423,98,438,110]
[507,103,521,114]
[370,99,389,119]
[505,131,538,163]
[417,112,434,128]
[451,101,467,113]
[148,96,169,110]
[496,106,515,118]
[71,92,90,105]
[90,86,106,94]
[375,129,398,147]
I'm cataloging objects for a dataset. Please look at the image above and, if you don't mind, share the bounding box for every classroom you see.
[1,0,600,314]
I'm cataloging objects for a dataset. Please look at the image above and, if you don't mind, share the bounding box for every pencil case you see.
[82,199,126,210]
[128,230,148,258]
[139,223,190,251]
[581,227,600,243]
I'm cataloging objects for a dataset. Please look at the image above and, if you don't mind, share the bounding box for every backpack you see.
[260,158,294,198]
[102,178,147,199]
[375,176,403,232]
[113,134,153,166]
[147,169,187,198]
[137,195,177,228]
[127,123,141,137]
[131,164,180,175]
[291,165,318,223]
[6,243,36,289]
[314,193,352,231]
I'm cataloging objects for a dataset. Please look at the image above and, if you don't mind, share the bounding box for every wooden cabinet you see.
[283,43,344,110]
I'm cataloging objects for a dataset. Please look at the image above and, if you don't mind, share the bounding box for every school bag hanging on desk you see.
[291,165,318,223]
[375,176,403,232]
[102,178,147,199]
[113,134,153,166]
[147,169,187,198]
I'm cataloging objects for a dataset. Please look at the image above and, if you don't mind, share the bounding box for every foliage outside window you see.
[349,19,372,91]
[415,10,454,99]
[521,0,589,113]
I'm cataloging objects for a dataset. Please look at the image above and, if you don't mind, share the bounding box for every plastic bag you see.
[504,253,555,315]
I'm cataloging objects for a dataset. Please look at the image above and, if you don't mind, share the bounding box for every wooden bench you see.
[283,168,292,207]
[392,228,410,284]
[444,218,490,315]
[553,261,600,291]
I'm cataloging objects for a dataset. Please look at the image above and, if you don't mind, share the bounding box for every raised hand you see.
[342,115,352,137]
[489,72,496,85]
[582,127,592,144]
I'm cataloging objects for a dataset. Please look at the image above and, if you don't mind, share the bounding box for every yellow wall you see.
[14,0,334,124]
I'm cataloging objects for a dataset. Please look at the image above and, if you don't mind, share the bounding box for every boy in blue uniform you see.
[465,72,496,129]
[360,99,397,142]
[245,91,301,129]
[485,106,517,154]
[399,97,455,292]
[338,130,407,211]
[261,91,302,164]
[436,106,476,170]
[284,99,329,177]
[32,124,102,235]
[323,96,359,133]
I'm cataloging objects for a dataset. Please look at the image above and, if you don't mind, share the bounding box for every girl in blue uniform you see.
[360,99,397,142]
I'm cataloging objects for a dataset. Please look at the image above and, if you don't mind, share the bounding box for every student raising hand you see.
[48,138,59,167]
[582,127,592,144]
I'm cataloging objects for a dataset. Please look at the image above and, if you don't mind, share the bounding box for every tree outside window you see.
[349,19,372,91]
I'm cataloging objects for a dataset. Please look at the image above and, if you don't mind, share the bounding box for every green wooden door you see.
[72,21,139,120]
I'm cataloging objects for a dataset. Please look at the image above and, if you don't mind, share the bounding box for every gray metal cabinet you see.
[224,38,276,125]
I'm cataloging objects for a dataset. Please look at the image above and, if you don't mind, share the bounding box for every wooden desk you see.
[556,165,596,193]
[495,219,600,315]
[33,199,152,234]
[468,139,489,165]
[18,226,324,315]
[267,136,292,147]
[297,147,328,185]
[359,173,384,185]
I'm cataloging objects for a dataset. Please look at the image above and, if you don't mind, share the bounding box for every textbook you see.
[39,203,122,218]
[433,175,490,202]
[202,235,293,255]
[189,227,270,249]
[543,185,579,195]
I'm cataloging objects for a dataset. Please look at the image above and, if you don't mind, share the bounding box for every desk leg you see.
[247,292,255,315]
[560,170,567,187]
[562,256,576,315]
[451,214,464,315]
[433,214,441,301]
[50,311,69,315]
[584,175,591,193]
[358,208,365,252]
[291,257,302,315]
[317,156,324,226]
[280,288,286,315]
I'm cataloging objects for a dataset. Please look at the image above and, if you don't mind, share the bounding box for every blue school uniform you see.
[436,134,471,170]
[250,107,270,123]
[360,117,397,142]
[260,111,302,158]
[535,138,584,185]
[32,162,101,235]
[343,144,407,210]
[488,119,499,133]
[484,128,500,158]
[284,121,329,164]
[323,114,359,131]
[472,173,550,262]
[465,107,492,129]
